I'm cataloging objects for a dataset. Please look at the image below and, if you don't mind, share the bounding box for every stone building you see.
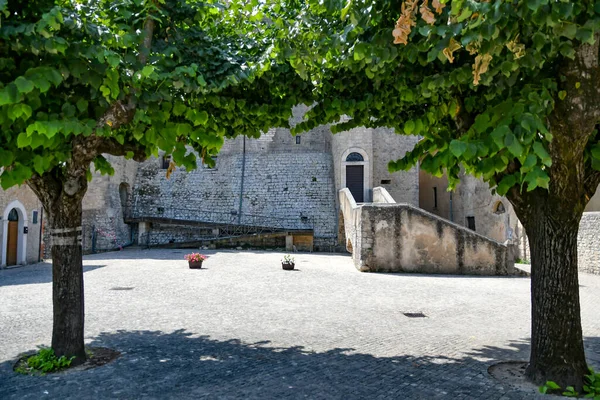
[0,185,44,267]
[7,107,599,275]
[70,110,521,260]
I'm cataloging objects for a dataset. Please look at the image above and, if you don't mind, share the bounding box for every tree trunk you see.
[28,170,89,366]
[516,193,588,390]
[48,199,86,365]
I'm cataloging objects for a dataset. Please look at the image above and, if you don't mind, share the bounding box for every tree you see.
[0,0,307,365]
[282,0,600,390]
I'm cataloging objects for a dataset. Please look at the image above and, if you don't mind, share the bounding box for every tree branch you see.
[95,137,147,162]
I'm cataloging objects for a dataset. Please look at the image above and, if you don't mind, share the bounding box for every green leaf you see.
[353,43,368,61]
[496,174,517,196]
[491,126,511,149]
[558,91,567,100]
[173,103,187,116]
[504,132,524,157]
[14,77,34,94]
[141,65,155,78]
[450,140,467,157]
[17,132,32,148]
[533,142,552,166]
[403,120,415,134]
[76,99,88,113]
[196,110,209,126]
[521,154,537,173]
[0,148,15,167]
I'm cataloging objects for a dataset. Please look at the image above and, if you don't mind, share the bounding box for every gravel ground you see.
[1,248,599,399]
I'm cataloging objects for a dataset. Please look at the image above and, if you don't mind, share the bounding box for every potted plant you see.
[281,254,295,270]
[185,253,208,269]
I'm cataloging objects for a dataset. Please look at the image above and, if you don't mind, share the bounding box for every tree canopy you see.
[0,0,308,189]
[285,0,600,198]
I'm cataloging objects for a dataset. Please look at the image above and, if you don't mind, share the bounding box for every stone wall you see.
[132,139,338,249]
[371,128,419,205]
[340,187,522,275]
[330,125,419,205]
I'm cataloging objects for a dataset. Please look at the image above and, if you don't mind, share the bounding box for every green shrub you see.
[539,368,600,398]
[16,348,74,375]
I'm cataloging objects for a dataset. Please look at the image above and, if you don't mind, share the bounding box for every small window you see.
[494,201,506,214]
[380,179,391,185]
[32,210,38,224]
[8,208,18,221]
[466,216,476,231]
[161,155,171,169]
[346,152,364,162]
[295,135,301,144]
[433,187,438,209]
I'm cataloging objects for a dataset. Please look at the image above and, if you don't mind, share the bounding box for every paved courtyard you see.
[1,249,600,399]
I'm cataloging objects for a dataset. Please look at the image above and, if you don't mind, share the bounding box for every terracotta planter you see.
[189,260,203,269]
[282,262,295,270]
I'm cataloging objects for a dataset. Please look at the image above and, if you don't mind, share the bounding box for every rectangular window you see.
[295,135,301,144]
[467,216,476,231]
[161,155,171,169]
[32,210,38,224]
[433,187,438,209]
[380,179,391,185]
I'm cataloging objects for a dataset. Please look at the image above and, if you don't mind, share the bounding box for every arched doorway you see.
[2,200,28,267]
[6,209,18,266]
[341,150,369,202]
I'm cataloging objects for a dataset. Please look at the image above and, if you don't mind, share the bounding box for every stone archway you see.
[2,200,28,266]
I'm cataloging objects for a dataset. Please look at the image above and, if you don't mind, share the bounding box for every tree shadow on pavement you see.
[1,329,598,399]
[0,263,105,287]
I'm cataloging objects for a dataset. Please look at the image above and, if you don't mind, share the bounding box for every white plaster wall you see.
[0,185,43,266]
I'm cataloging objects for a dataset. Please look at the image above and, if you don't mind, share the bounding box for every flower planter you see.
[282,262,295,271]
[189,260,203,269]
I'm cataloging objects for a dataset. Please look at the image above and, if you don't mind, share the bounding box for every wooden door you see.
[346,165,364,202]
[7,221,18,266]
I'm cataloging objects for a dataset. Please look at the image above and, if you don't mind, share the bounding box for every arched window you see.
[8,208,18,221]
[494,201,506,214]
[346,152,364,162]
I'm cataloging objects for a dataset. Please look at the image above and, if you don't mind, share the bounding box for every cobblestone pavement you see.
[1,249,600,399]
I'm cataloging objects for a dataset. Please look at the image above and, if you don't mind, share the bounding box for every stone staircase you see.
[339,187,525,275]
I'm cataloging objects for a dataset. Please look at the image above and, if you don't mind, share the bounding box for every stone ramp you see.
[339,187,524,275]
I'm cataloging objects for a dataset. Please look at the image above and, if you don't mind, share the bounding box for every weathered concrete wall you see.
[340,187,522,275]
[585,185,600,211]
[0,186,43,266]
[578,212,600,274]
[419,171,521,245]
[371,128,419,205]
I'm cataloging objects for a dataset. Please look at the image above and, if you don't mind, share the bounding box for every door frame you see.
[1,200,28,267]
[341,148,370,203]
